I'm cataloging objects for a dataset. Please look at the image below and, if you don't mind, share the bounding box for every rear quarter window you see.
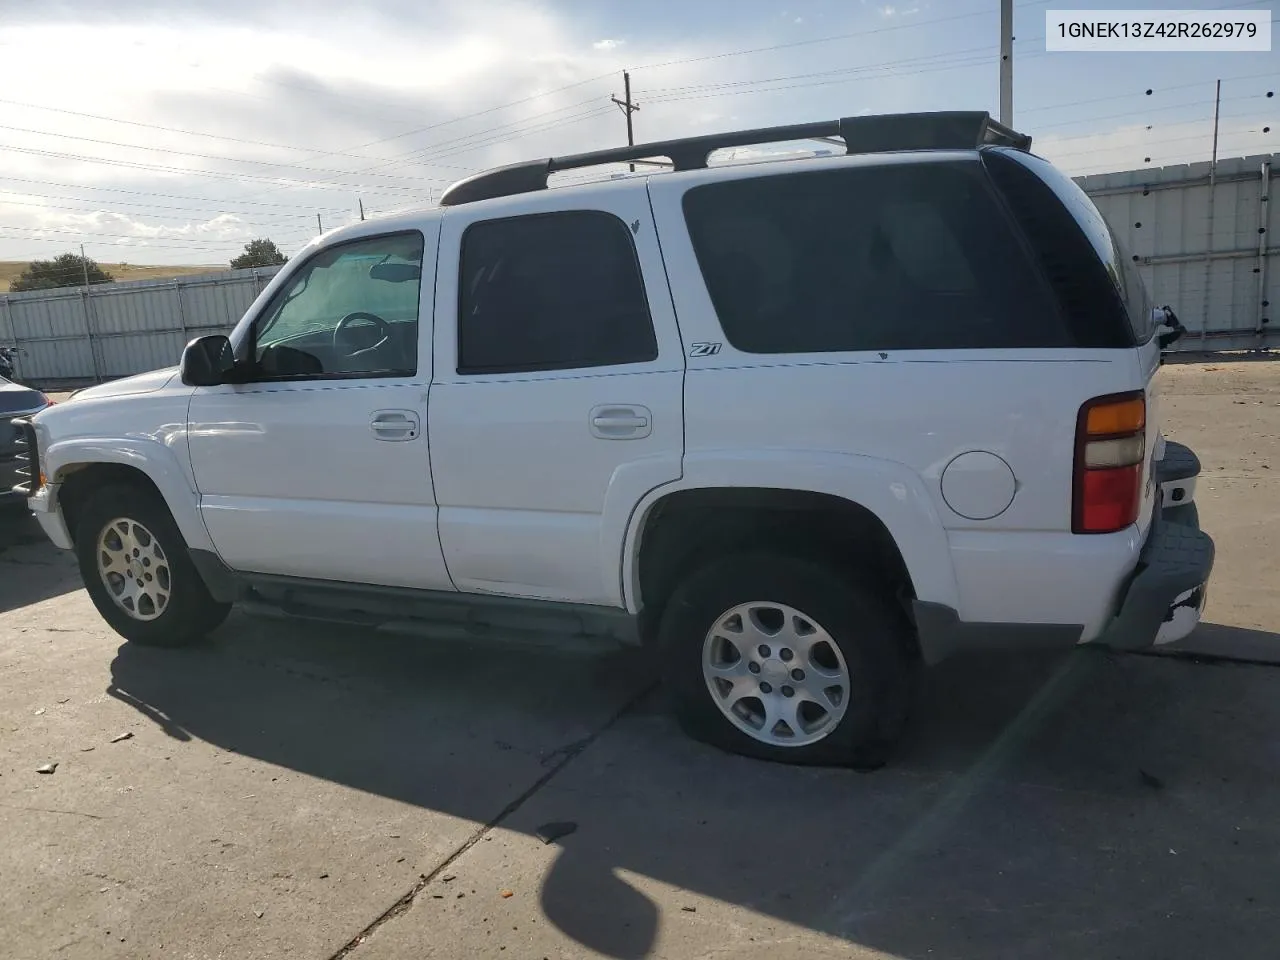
[681,159,1069,355]
[983,149,1148,347]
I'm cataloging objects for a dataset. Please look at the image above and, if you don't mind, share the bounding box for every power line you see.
[0,222,317,246]
[630,0,1057,72]
[0,124,459,186]
[637,39,1039,97]
[231,104,616,199]
[0,175,363,211]
[0,232,289,256]
[0,142,444,196]
[50,0,1063,210]
[0,97,414,164]
[1033,92,1271,134]
[0,0,1263,227]
[1020,69,1279,116]
[646,51,1048,106]
[0,190,346,225]
[225,0,1054,200]
[388,107,616,169]
[224,73,621,204]
[1043,124,1274,161]
[347,99,613,175]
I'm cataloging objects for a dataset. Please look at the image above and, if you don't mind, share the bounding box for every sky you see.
[0,0,1274,266]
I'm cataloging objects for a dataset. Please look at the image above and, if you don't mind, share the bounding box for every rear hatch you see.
[983,148,1164,538]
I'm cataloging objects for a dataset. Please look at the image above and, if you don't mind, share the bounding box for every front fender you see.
[44,437,215,553]
[619,450,960,614]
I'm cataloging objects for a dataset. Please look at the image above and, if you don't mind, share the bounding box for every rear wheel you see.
[74,484,231,647]
[658,552,915,768]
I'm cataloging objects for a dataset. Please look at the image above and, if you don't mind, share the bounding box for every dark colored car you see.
[1,375,52,507]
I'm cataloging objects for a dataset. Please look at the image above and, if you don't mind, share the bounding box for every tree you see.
[10,253,114,292]
[230,238,288,269]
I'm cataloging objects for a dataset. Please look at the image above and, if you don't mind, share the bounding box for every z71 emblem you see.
[689,342,722,357]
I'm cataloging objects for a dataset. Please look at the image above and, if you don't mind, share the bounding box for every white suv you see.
[13,111,1213,768]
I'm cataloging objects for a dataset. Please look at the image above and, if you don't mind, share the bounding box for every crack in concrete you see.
[0,801,107,820]
[326,682,657,960]
[1132,648,1280,669]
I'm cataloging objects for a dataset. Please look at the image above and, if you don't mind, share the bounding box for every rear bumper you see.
[914,439,1213,662]
[1092,501,1214,650]
[1091,438,1215,648]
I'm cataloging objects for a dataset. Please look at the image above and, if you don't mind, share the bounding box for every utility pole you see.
[358,198,366,221]
[79,243,101,381]
[1200,78,1223,350]
[999,0,1013,126]
[611,71,640,172]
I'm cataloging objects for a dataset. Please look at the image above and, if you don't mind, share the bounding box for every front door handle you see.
[590,405,652,439]
[371,409,420,441]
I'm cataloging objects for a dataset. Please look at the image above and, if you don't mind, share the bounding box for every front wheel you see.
[74,484,231,647]
[657,552,916,768]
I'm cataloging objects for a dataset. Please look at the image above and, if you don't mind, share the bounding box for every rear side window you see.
[457,211,658,374]
[681,160,1068,355]
[983,149,1144,347]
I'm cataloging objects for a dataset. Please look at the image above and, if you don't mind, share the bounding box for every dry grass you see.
[0,261,221,293]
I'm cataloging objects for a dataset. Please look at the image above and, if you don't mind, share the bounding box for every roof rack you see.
[439,110,1031,207]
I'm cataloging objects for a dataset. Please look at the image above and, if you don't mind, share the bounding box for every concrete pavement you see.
[3,357,1279,959]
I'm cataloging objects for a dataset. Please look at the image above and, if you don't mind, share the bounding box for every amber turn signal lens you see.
[1085,396,1145,436]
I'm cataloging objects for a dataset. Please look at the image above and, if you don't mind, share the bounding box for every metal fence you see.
[1079,152,1277,353]
[0,266,281,385]
[2,152,1276,386]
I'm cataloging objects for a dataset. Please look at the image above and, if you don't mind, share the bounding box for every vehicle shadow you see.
[107,615,1280,959]
[0,507,81,613]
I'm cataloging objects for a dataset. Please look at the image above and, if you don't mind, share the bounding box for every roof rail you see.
[439,110,1031,207]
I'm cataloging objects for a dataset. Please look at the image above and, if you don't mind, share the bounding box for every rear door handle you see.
[371,409,420,441]
[590,405,652,439]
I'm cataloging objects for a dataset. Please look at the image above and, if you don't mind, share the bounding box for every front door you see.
[429,185,685,606]
[187,225,454,591]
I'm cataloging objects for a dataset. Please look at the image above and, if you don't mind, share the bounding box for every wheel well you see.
[635,487,916,638]
[57,463,164,541]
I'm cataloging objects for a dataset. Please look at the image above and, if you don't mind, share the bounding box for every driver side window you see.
[252,230,425,380]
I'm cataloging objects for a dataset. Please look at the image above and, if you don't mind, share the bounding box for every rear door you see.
[428,184,685,606]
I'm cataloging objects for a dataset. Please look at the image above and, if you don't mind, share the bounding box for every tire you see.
[657,551,916,769]
[74,483,231,647]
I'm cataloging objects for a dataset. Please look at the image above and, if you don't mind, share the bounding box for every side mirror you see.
[180,334,235,386]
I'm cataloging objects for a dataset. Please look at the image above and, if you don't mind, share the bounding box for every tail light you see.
[1073,391,1145,534]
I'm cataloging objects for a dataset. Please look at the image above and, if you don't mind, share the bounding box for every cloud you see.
[1,0,1249,267]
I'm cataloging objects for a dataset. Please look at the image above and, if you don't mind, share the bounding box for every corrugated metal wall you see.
[1075,152,1276,352]
[0,266,280,384]
[2,153,1276,384]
